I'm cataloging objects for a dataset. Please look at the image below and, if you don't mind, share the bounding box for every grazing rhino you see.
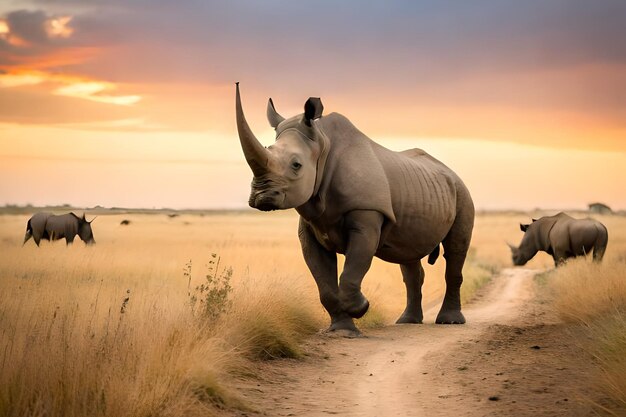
[235,83,474,334]
[509,212,607,267]
[23,212,96,246]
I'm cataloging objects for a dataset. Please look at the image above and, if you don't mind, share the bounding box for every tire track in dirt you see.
[239,269,539,416]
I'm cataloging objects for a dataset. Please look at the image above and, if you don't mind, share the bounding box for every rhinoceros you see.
[235,83,474,334]
[23,212,96,246]
[509,212,607,267]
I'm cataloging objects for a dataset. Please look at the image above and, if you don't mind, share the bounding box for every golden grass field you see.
[0,210,624,416]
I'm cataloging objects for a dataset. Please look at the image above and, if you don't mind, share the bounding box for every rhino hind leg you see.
[436,205,473,325]
[396,261,424,324]
[23,231,32,246]
[593,225,608,262]
[435,250,467,325]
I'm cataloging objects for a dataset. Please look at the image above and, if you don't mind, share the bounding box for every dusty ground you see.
[234,269,612,416]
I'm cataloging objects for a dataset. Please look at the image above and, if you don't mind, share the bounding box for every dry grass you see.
[549,258,626,413]
[546,213,626,415]
[3,210,616,416]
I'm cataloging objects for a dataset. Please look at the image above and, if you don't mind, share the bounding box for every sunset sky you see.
[1,0,625,210]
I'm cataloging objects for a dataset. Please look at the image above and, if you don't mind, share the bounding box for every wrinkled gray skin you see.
[23,212,96,246]
[509,212,607,267]
[236,84,475,335]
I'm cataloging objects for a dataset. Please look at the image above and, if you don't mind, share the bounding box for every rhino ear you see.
[267,98,285,129]
[532,218,538,222]
[303,97,323,126]
[520,223,530,232]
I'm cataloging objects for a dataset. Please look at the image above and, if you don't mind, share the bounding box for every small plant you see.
[187,254,233,322]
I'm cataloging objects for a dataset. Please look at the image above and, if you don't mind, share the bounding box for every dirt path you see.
[238,268,604,416]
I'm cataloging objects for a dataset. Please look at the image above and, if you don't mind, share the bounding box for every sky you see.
[0,0,625,210]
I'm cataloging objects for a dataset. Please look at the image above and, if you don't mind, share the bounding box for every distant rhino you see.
[509,212,607,267]
[23,212,96,246]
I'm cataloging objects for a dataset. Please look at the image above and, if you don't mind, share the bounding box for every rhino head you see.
[508,221,539,265]
[235,83,329,211]
[78,214,96,245]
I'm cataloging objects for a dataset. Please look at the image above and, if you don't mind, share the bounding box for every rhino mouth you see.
[255,201,279,211]
[249,176,286,211]
[249,190,284,211]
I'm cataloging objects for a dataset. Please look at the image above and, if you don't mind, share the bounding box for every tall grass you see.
[549,258,626,413]
[0,255,323,417]
[0,210,544,416]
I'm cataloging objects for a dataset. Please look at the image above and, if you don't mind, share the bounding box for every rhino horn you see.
[267,98,285,129]
[236,82,270,176]
[88,216,97,224]
[506,242,517,251]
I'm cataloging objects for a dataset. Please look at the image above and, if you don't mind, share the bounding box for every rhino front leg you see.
[338,210,384,319]
[396,261,424,324]
[298,219,358,334]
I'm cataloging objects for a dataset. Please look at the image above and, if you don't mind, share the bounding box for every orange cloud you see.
[0,70,141,106]
[0,11,140,108]
[54,80,141,106]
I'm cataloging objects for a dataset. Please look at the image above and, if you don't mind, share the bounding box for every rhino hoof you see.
[325,328,363,339]
[396,315,423,324]
[326,317,361,338]
[435,310,466,324]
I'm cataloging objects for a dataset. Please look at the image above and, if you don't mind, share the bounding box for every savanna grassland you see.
[0,210,624,416]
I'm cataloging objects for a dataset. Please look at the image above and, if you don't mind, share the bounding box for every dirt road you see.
[239,269,603,416]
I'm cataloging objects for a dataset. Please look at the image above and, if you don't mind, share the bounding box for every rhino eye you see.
[291,161,302,171]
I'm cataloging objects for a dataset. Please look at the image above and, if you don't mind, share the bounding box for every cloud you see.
[0,9,73,47]
[0,8,142,122]
[53,80,140,106]
[4,9,49,44]
[1,1,625,146]
[0,87,143,125]
[0,69,141,106]
[0,9,75,64]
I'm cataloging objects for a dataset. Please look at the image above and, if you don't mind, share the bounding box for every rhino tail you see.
[427,244,440,265]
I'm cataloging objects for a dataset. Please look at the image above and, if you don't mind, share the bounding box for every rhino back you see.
[309,113,471,263]
[45,214,78,240]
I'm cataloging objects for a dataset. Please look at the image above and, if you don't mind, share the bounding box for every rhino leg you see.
[551,246,569,267]
[338,210,384,320]
[396,261,424,324]
[436,205,473,324]
[593,224,608,262]
[23,231,32,246]
[298,219,358,335]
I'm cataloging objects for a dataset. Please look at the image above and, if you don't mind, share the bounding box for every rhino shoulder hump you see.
[400,148,427,158]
